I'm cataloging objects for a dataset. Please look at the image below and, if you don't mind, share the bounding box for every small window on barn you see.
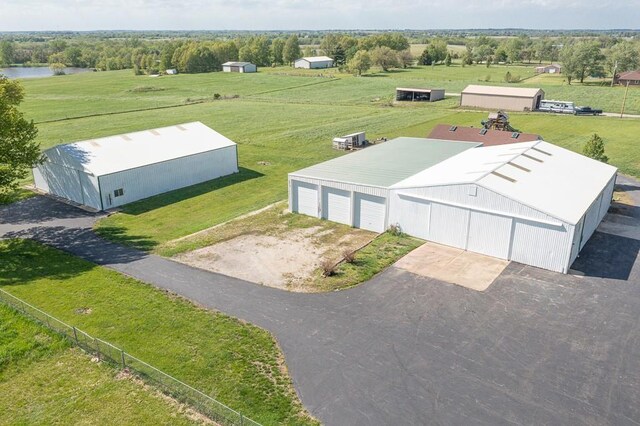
[114,188,124,197]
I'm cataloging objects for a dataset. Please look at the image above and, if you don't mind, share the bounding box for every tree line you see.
[1,33,638,82]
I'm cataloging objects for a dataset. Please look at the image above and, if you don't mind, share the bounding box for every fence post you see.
[121,350,126,369]
[95,338,100,360]
[240,413,244,426]
[72,326,79,345]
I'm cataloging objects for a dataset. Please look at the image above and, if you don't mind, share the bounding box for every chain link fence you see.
[0,288,261,426]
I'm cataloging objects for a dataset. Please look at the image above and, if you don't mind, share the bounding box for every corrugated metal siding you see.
[510,219,571,273]
[581,195,602,250]
[289,176,388,198]
[32,167,49,192]
[429,203,469,249]
[598,176,615,222]
[568,218,583,269]
[99,146,238,209]
[292,181,319,217]
[354,193,386,232]
[467,210,512,259]
[322,187,351,225]
[78,172,101,210]
[37,162,84,205]
[460,93,536,111]
[395,184,559,224]
[388,192,430,239]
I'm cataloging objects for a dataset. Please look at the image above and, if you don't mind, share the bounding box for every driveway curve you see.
[2,187,640,425]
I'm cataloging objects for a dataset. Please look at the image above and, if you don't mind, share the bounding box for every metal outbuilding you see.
[294,56,334,69]
[396,88,445,102]
[389,141,617,273]
[33,122,239,211]
[288,138,479,232]
[461,85,544,111]
[222,62,257,73]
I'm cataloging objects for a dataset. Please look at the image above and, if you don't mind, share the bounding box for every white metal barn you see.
[294,56,334,69]
[388,141,617,273]
[288,138,479,232]
[222,62,257,73]
[33,122,239,211]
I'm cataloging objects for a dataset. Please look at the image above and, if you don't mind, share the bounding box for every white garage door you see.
[510,219,568,272]
[322,187,351,225]
[467,211,513,259]
[396,195,430,240]
[354,193,386,233]
[428,203,469,249]
[292,181,318,217]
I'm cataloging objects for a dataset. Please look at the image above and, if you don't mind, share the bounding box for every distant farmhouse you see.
[396,87,445,102]
[535,64,562,74]
[222,62,257,73]
[615,70,640,86]
[294,56,334,69]
[460,85,545,111]
[428,124,541,146]
[34,122,239,211]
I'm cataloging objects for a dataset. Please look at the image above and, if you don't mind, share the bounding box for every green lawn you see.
[11,66,640,251]
[0,304,202,426]
[0,239,317,426]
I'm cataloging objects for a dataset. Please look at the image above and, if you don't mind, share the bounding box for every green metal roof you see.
[290,137,481,188]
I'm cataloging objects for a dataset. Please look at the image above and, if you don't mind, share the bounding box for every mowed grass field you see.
[0,303,203,425]
[18,63,640,252]
[0,239,316,425]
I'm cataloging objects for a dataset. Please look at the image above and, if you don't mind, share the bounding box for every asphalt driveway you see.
[2,182,640,425]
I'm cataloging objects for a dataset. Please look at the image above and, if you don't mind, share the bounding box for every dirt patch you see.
[175,225,373,291]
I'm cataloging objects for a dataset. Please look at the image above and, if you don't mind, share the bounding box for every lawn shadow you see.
[570,231,640,280]
[120,167,264,216]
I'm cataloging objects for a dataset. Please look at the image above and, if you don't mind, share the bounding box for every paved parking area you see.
[2,186,640,425]
[395,242,509,291]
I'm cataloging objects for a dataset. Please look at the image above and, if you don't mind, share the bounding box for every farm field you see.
[15,63,640,251]
[0,239,316,426]
[0,304,203,425]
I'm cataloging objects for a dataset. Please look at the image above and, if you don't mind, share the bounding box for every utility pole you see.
[611,60,618,88]
[620,81,630,118]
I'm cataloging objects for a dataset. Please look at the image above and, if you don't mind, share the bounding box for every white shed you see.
[222,62,257,73]
[289,138,479,232]
[33,122,239,211]
[389,141,617,273]
[294,56,334,69]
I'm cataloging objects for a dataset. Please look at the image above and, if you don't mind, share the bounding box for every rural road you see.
[2,178,640,425]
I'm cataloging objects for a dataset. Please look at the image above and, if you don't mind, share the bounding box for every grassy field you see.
[13,64,640,251]
[0,239,316,426]
[0,304,204,425]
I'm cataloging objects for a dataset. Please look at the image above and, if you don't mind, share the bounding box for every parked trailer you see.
[538,100,575,114]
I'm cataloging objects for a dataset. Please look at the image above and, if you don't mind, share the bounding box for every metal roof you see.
[392,141,617,225]
[462,84,543,98]
[396,88,444,93]
[428,124,541,146]
[298,56,334,62]
[42,122,236,177]
[290,138,479,188]
[222,62,254,67]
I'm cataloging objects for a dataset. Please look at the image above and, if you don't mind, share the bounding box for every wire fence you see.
[0,288,261,426]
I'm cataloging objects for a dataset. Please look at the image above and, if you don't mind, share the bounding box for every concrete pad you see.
[394,242,509,291]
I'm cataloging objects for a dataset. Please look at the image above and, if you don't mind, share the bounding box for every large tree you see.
[561,41,605,84]
[0,41,16,66]
[346,50,371,76]
[0,77,41,199]
[370,46,400,71]
[283,35,301,66]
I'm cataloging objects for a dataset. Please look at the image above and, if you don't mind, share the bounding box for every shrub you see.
[213,93,221,100]
[342,249,356,264]
[320,259,337,277]
[583,133,609,163]
[387,223,404,237]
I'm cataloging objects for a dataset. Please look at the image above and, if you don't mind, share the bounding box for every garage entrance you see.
[354,193,386,233]
[322,187,351,225]
[292,181,318,217]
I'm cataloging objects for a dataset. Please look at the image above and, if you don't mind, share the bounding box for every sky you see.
[1,0,639,31]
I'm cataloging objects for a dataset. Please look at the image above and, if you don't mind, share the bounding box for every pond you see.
[0,67,92,79]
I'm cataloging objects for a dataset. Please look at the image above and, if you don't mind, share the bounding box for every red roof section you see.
[618,70,640,81]
[428,124,541,147]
